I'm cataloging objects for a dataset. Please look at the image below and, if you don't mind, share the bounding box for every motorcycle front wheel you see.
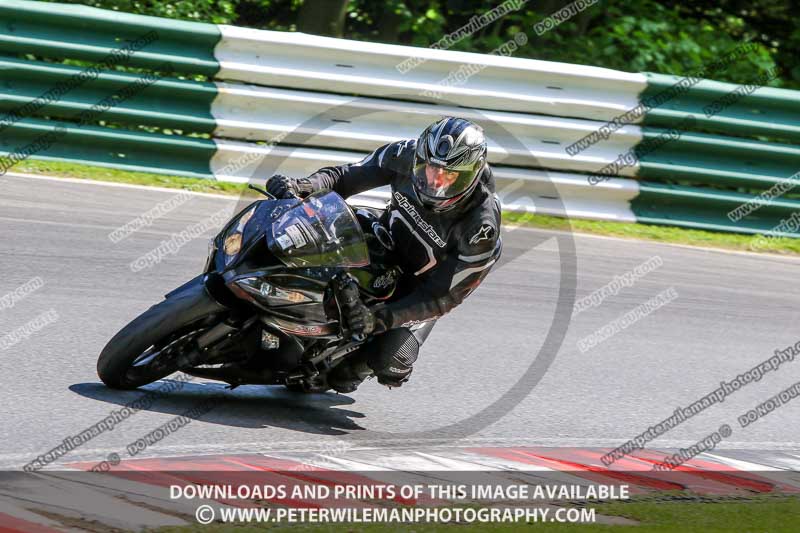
[97,280,227,389]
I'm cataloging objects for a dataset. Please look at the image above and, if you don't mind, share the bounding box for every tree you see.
[297,0,348,37]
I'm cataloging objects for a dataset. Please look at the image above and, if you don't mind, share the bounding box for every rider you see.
[267,117,502,393]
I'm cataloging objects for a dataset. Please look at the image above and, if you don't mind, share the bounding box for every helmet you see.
[413,117,487,212]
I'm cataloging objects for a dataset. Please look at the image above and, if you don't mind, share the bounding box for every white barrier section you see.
[210,139,638,222]
[492,167,638,221]
[214,26,648,121]
[210,26,646,222]
[211,82,642,175]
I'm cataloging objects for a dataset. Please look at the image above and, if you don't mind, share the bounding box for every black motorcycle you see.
[97,189,400,392]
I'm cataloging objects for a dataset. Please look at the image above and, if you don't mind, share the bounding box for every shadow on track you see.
[69,379,367,436]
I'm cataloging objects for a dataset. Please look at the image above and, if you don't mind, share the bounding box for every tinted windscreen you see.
[268,191,369,268]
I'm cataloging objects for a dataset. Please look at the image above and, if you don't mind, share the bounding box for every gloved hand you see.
[345,300,377,339]
[335,274,391,341]
[266,174,298,199]
[349,302,394,339]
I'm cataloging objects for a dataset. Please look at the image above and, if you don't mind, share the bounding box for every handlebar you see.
[247,184,275,199]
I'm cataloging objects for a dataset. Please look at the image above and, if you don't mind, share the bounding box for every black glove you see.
[348,302,394,339]
[266,175,315,199]
[266,174,297,199]
[345,300,376,338]
[335,274,391,341]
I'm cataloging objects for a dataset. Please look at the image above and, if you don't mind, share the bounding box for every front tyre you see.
[97,281,227,389]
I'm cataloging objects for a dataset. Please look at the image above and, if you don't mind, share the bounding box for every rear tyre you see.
[97,282,226,390]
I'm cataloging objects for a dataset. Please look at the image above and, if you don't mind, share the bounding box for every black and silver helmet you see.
[413,117,487,212]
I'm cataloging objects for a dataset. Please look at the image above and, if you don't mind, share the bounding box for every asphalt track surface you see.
[1,173,799,469]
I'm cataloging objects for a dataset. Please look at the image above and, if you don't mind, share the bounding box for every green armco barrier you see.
[0,0,221,74]
[0,57,217,132]
[2,0,800,237]
[0,119,215,178]
[637,129,800,190]
[632,181,800,236]
[641,73,800,143]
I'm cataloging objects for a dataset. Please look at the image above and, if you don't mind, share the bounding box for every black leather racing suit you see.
[302,138,502,330]
[294,139,502,386]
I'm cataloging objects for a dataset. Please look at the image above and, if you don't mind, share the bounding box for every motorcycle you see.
[97,188,401,393]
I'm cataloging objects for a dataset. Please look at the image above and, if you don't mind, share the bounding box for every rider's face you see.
[424,164,460,193]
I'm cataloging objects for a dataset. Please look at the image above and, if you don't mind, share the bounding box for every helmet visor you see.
[413,162,478,203]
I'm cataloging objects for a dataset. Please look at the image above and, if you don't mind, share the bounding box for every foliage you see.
[50,0,239,24]
[526,1,779,86]
[43,0,798,88]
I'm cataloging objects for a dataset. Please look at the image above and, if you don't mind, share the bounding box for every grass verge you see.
[504,212,800,256]
[12,159,800,256]
[12,159,250,196]
[154,495,800,532]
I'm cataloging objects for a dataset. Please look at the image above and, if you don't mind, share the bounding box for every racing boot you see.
[327,351,372,393]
